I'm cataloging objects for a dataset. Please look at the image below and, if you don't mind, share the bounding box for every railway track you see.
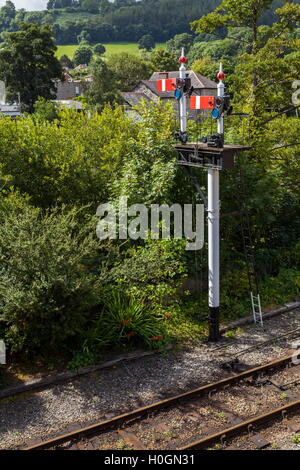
[23,353,300,451]
[212,326,300,357]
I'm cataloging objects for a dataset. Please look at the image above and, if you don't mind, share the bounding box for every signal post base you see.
[208,307,221,342]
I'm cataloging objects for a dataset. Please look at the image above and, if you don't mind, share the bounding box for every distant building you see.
[121,70,217,117]
[54,80,83,101]
[0,104,22,119]
[83,75,93,83]
[73,64,88,72]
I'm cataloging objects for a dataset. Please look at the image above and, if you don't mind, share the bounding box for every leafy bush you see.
[33,97,59,122]
[260,268,300,305]
[0,201,99,354]
[85,292,169,352]
[0,107,136,207]
[100,238,188,311]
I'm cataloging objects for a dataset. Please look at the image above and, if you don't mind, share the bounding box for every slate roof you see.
[121,92,151,107]
[148,70,217,97]
[122,70,217,119]
[54,81,83,100]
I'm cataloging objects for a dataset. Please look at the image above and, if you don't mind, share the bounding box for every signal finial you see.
[217,62,225,81]
[179,47,187,64]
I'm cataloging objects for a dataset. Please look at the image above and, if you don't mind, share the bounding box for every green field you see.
[56,43,165,60]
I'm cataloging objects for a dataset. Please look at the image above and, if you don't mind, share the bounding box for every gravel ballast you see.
[0,307,299,450]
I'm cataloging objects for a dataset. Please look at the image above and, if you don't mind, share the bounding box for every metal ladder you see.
[251,292,263,326]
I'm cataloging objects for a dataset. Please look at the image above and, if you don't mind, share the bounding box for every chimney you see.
[159,71,169,79]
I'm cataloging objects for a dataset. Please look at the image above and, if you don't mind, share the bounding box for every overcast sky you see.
[0,0,48,10]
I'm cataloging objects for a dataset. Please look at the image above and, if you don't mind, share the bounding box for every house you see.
[121,70,218,117]
[54,80,83,101]
[73,64,88,72]
[83,75,93,83]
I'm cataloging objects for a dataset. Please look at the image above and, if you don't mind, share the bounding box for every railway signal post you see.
[157,53,250,341]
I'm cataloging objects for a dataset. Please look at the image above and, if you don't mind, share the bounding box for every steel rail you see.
[178,398,300,450]
[211,326,300,354]
[23,353,295,451]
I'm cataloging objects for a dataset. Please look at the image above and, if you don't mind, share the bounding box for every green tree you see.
[191,56,235,81]
[192,0,300,137]
[86,57,120,110]
[0,23,62,113]
[73,45,94,66]
[148,48,178,71]
[0,106,135,207]
[81,0,99,13]
[59,54,74,69]
[1,1,15,20]
[138,34,155,51]
[188,38,242,63]
[94,43,106,56]
[166,33,194,55]
[77,29,92,45]
[191,57,219,81]
[107,52,152,91]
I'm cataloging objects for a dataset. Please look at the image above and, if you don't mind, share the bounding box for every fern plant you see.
[88,292,169,351]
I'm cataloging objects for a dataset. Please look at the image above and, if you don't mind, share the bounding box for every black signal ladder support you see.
[237,162,263,326]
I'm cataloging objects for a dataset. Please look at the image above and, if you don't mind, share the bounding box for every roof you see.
[149,70,217,93]
[0,105,21,112]
[73,64,88,71]
[140,80,172,99]
[122,70,217,115]
[134,71,217,99]
[54,81,83,100]
[121,92,151,107]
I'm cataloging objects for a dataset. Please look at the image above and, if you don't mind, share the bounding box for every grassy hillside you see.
[53,12,95,26]
[56,42,165,59]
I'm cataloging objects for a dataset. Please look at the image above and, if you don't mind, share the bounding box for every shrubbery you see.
[0,200,99,354]
[101,239,188,311]
[0,107,135,207]
[0,98,299,362]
